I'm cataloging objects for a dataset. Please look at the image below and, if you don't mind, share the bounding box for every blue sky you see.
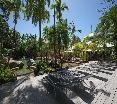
[8,0,116,40]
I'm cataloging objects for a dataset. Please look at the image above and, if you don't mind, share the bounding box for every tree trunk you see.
[14,24,16,45]
[58,35,62,68]
[0,43,2,59]
[39,21,42,60]
[12,23,16,58]
[53,6,57,67]
[46,52,48,62]
[59,47,62,69]
[58,18,62,68]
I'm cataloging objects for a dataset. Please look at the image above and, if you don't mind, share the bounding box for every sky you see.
[8,0,116,40]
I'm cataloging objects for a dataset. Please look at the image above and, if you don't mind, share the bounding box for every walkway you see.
[70,61,117,104]
[0,61,117,104]
[0,74,59,104]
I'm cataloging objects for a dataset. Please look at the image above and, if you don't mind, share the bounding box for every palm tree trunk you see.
[39,20,42,60]
[13,23,16,57]
[0,42,2,59]
[53,5,57,66]
[14,24,16,43]
[59,45,62,68]
[58,18,62,68]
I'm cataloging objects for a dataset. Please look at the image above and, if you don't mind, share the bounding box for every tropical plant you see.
[95,5,117,59]
[15,34,39,58]
[51,0,68,21]
[43,19,70,67]
[0,15,21,58]
[73,42,90,61]
[0,66,15,84]
[51,0,68,67]
[34,61,50,76]
[25,0,50,59]
[0,0,14,20]
[70,35,81,47]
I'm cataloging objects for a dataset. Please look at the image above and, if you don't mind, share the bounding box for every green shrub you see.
[34,61,51,76]
[0,66,15,84]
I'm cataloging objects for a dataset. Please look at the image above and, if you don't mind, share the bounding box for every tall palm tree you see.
[25,0,50,59]
[52,0,68,21]
[51,0,68,67]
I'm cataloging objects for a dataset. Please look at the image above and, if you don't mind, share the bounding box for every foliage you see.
[56,19,70,49]
[69,21,81,46]
[51,0,68,21]
[83,34,99,51]
[95,5,117,59]
[0,66,15,84]
[24,0,50,57]
[43,19,75,67]
[0,15,9,57]
[25,0,50,25]
[34,61,51,76]
[0,0,13,20]
[0,16,21,58]
[70,35,81,46]
[50,0,69,67]
[0,0,22,35]
[88,43,98,52]
[73,42,87,58]
[20,34,38,58]
[73,41,99,61]
[43,26,55,51]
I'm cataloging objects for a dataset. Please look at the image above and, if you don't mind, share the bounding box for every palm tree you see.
[52,0,68,21]
[25,0,50,59]
[51,0,68,67]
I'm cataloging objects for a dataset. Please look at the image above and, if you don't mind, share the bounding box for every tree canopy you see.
[95,5,117,58]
